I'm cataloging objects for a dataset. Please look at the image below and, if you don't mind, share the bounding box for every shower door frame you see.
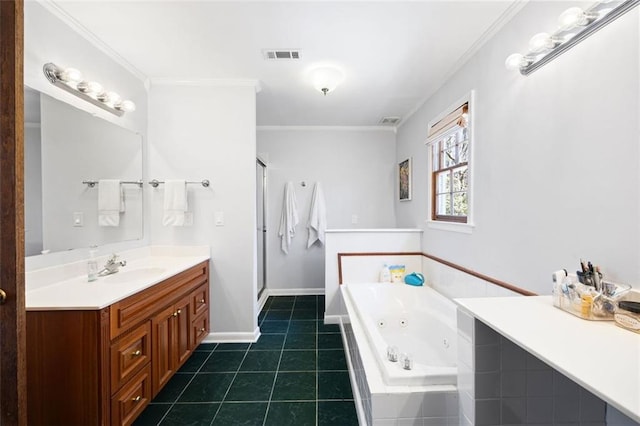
[256,158,267,299]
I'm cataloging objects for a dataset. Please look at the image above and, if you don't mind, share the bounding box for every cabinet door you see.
[151,304,175,397]
[111,364,151,426]
[191,284,208,318]
[192,312,209,349]
[174,294,192,368]
[111,321,151,394]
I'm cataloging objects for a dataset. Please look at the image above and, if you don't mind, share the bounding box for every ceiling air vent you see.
[379,116,401,126]
[263,49,302,60]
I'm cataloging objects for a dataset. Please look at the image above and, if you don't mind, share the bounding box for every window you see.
[427,101,470,224]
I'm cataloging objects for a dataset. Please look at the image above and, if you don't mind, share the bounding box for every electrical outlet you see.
[351,214,358,224]
[73,212,84,227]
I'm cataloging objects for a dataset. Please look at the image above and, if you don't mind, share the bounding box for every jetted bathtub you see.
[342,282,458,386]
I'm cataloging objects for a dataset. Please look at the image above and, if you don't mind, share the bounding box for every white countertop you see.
[455,296,640,423]
[26,246,210,311]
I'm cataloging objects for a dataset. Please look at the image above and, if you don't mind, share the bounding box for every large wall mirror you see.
[24,86,143,256]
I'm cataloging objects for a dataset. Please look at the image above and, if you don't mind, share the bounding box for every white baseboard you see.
[257,289,269,312]
[265,287,325,296]
[204,327,261,343]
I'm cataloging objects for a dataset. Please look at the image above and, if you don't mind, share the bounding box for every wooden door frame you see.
[0,1,27,425]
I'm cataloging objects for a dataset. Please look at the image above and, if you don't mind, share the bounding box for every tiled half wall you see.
[457,308,639,425]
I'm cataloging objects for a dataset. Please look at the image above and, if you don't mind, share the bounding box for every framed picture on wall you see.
[399,158,412,201]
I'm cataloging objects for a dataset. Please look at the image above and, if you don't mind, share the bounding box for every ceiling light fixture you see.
[505,0,639,75]
[309,66,345,96]
[43,63,136,116]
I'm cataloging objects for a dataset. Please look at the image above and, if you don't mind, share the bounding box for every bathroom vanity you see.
[25,250,210,426]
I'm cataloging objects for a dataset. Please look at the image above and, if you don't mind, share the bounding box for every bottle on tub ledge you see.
[379,264,391,283]
[389,265,406,283]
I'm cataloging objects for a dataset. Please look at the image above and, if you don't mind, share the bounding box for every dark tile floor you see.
[134,295,358,426]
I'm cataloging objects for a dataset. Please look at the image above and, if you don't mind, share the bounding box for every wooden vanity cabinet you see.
[26,261,210,426]
[151,293,192,396]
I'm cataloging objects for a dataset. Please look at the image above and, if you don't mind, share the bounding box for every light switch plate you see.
[351,214,358,224]
[215,211,224,226]
[73,212,83,227]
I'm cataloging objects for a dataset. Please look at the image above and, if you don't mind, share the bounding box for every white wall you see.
[24,1,149,270]
[149,84,258,340]
[257,128,397,293]
[396,2,640,295]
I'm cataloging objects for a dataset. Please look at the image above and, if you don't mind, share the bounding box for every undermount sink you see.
[102,267,166,283]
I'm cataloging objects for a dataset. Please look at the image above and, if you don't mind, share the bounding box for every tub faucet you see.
[98,254,127,276]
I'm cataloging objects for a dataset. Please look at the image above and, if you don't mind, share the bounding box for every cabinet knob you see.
[132,395,141,402]
[172,311,178,317]
[200,299,205,304]
[131,350,142,357]
[200,327,206,332]
[177,309,181,315]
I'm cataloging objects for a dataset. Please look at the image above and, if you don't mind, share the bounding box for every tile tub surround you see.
[456,300,640,426]
[134,295,358,426]
[340,285,459,425]
[26,245,210,309]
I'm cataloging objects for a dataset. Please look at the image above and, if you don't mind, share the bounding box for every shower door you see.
[256,159,267,299]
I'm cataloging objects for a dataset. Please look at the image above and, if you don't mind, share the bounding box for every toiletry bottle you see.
[552,270,567,308]
[379,264,391,283]
[87,246,98,282]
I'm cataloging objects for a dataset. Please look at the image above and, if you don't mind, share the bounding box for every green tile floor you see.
[133,295,359,426]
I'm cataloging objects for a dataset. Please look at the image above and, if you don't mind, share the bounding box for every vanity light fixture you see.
[43,63,136,116]
[505,0,639,75]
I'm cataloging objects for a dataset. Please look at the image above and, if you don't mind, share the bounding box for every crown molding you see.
[400,0,529,127]
[256,125,396,133]
[150,78,262,93]
[37,0,148,83]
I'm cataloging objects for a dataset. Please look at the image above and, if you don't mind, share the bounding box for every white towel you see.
[307,182,327,248]
[98,180,124,227]
[278,182,299,254]
[162,180,188,226]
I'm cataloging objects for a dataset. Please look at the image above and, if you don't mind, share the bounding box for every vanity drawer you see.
[111,364,151,426]
[192,312,209,349]
[111,321,151,394]
[191,283,209,317]
[110,261,208,339]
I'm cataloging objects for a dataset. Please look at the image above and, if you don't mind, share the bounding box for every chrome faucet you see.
[98,254,127,276]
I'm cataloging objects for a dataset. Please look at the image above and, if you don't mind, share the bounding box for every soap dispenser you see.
[379,264,391,283]
[87,246,98,282]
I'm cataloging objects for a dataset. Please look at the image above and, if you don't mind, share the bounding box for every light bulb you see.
[106,91,121,105]
[98,91,121,104]
[58,67,82,83]
[505,53,524,71]
[529,32,558,53]
[115,100,136,112]
[77,81,103,95]
[558,7,590,30]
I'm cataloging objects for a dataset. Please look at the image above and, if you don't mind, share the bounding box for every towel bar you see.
[83,180,143,188]
[148,179,210,188]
